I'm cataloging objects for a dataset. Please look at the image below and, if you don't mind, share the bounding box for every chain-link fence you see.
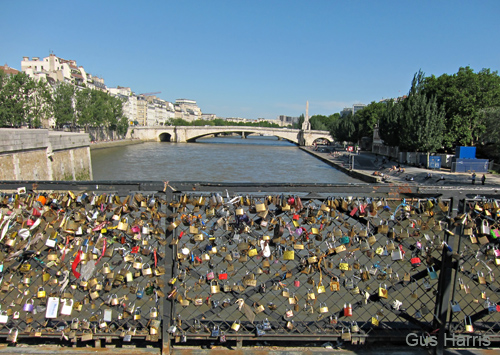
[0,190,167,346]
[166,193,452,346]
[447,197,500,341]
[0,182,499,354]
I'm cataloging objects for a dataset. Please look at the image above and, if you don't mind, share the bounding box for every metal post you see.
[162,189,174,355]
[434,231,456,355]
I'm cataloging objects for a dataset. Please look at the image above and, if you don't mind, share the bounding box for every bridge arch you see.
[159,133,172,142]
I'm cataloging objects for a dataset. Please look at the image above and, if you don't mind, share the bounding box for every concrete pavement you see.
[305,148,500,187]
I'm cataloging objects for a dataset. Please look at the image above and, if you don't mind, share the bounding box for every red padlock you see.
[410,257,421,267]
[344,303,352,317]
[206,270,215,281]
[32,208,41,217]
[294,279,300,287]
[288,197,295,205]
[218,270,228,280]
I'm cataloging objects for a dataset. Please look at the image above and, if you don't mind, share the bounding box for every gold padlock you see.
[319,302,329,313]
[142,264,153,276]
[231,320,241,331]
[134,308,141,320]
[133,257,143,269]
[37,287,46,298]
[283,249,295,260]
[210,281,220,294]
[149,307,158,318]
[102,263,111,274]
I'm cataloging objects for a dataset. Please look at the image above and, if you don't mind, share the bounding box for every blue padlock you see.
[136,287,144,299]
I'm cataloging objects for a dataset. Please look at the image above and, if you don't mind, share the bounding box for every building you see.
[341,103,366,118]
[174,99,202,122]
[0,63,19,76]
[201,113,217,121]
[277,115,299,127]
[21,54,105,90]
[353,104,366,115]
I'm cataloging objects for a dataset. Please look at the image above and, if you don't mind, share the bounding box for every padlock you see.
[317,282,326,294]
[110,294,119,306]
[102,263,111,274]
[37,287,46,298]
[285,308,294,318]
[319,302,329,313]
[231,320,241,332]
[137,287,145,299]
[149,307,158,318]
[465,316,474,333]
[410,256,421,267]
[451,301,461,313]
[218,270,228,280]
[210,280,220,294]
[7,328,18,343]
[206,270,215,281]
[351,321,359,333]
[211,325,220,337]
[282,287,290,298]
[428,267,438,280]
[133,257,143,269]
[341,327,351,341]
[283,249,295,260]
[142,263,153,276]
[378,284,388,299]
[23,299,34,312]
[294,279,300,287]
[344,303,352,317]
[134,308,141,320]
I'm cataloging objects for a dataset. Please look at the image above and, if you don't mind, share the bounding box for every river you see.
[91,136,360,184]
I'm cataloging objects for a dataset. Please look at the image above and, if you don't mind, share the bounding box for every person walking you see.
[481,174,486,185]
[472,173,476,185]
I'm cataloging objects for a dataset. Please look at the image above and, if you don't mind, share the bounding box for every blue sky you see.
[1,1,499,120]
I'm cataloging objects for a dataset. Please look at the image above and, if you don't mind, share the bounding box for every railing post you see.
[162,189,174,355]
[434,230,457,355]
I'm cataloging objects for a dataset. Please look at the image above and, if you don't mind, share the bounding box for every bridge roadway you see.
[127,125,333,146]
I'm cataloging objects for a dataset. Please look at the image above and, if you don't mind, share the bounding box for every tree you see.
[379,70,445,152]
[52,83,75,128]
[423,66,500,149]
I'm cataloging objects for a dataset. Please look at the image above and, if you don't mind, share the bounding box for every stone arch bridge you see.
[128,126,333,146]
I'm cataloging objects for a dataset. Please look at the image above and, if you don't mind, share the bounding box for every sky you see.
[1,1,499,120]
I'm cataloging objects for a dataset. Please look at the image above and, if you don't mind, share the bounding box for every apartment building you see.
[174,99,202,122]
[21,54,106,90]
[277,115,299,127]
[341,103,366,118]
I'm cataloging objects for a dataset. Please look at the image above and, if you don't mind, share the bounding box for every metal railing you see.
[0,181,497,354]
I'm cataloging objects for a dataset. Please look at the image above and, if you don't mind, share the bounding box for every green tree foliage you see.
[379,70,445,152]
[52,83,75,128]
[422,66,500,149]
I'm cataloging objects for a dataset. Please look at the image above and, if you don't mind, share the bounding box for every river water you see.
[91,136,360,184]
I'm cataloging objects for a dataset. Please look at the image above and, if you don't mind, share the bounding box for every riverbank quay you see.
[90,138,144,150]
[302,147,500,187]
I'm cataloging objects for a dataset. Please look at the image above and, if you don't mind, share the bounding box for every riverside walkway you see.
[304,147,500,187]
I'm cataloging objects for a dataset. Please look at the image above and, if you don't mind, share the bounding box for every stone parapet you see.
[0,129,92,181]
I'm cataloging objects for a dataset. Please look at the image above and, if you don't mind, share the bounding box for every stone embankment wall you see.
[0,129,92,180]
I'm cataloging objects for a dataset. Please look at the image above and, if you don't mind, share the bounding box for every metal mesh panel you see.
[0,191,166,344]
[448,198,500,338]
[166,193,451,345]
